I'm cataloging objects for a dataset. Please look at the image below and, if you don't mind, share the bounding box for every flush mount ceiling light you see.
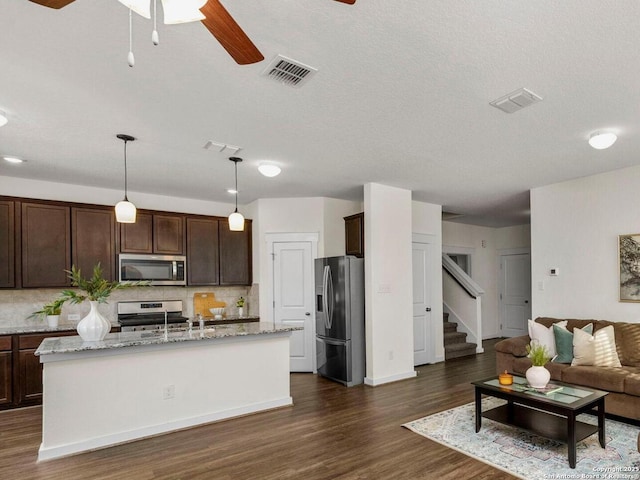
[0,111,7,127]
[3,156,24,164]
[258,163,281,177]
[228,157,245,232]
[115,134,137,223]
[588,131,617,150]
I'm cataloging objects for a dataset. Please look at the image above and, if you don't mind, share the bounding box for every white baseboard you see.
[364,370,417,386]
[38,397,293,461]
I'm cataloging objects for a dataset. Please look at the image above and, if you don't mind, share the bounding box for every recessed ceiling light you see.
[0,111,7,127]
[258,163,281,177]
[588,132,617,150]
[3,156,24,164]
[227,188,238,194]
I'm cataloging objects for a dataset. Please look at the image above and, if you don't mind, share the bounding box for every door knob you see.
[426,307,431,312]
[524,300,529,304]
[305,312,311,316]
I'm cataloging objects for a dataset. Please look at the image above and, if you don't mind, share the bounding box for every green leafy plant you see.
[526,340,551,366]
[236,296,245,308]
[31,297,66,319]
[31,263,149,320]
[60,263,149,304]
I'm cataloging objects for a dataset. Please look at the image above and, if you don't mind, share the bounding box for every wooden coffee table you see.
[472,375,608,468]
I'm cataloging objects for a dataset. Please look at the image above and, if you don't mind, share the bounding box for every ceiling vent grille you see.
[262,55,317,88]
[489,87,543,113]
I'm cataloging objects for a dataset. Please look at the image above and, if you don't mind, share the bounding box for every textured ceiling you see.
[1,0,639,227]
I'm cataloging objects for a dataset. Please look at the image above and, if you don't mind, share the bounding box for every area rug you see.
[403,398,640,480]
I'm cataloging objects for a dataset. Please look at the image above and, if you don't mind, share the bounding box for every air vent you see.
[203,141,241,155]
[489,88,543,114]
[262,55,317,88]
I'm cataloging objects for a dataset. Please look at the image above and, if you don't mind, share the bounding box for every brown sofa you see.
[495,317,640,421]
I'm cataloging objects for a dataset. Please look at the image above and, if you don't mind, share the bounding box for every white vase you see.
[77,301,111,342]
[46,315,60,328]
[238,307,244,317]
[525,365,551,388]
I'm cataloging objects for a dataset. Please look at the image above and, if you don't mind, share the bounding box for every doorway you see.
[412,234,435,366]
[267,233,318,372]
[499,250,531,337]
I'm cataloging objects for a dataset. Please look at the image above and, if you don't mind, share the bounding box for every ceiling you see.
[2,0,639,227]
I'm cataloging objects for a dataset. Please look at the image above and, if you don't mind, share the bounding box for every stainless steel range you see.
[117,300,189,332]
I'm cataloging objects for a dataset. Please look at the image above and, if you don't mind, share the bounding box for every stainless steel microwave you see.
[118,254,186,286]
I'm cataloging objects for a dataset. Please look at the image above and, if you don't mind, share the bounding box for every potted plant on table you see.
[525,340,552,388]
[236,296,245,317]
[32,297,66,328]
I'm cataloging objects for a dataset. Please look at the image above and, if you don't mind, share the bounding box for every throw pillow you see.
[572,325,622,367]
[552,323,593,364]
[527,319,568,357]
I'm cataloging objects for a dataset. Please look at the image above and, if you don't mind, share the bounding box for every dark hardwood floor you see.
[0,339,517,480]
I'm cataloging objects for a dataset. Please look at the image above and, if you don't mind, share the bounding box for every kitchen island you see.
[35,322,301,461]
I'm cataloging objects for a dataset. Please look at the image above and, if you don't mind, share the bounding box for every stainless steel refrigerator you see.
[315,256,365,387]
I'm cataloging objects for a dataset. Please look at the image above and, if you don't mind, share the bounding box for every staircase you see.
[443,312,477,360]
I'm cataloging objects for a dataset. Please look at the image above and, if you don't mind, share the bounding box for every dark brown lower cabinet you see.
[0,330,77,410]
[0,337,12,406]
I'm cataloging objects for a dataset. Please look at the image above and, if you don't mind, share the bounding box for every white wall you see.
[364,183,415,385]
[531,165,640,322]
[412,201,444,361]
[252,197,362,323]
[323,197,363,257]
[0,176,235,217]
[442,222,531,338]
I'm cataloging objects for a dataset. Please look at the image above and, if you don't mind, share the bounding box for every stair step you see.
[443,321,457,333]
[444,332,467,345]
[443,312,449,321]
[444,342,477,360]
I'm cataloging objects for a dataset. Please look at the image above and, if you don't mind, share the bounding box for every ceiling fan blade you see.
[28,0,76,8]
[200,0,264,65]
[334,0,356,4]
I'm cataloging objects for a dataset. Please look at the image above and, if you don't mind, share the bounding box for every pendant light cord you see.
[234,160,239,212]
[123,139,129,201]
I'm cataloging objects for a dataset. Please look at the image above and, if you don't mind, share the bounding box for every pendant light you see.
[115,134,137,223]
[228,157,245,231]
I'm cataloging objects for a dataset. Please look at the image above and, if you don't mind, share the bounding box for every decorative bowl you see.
[209,308,225,316]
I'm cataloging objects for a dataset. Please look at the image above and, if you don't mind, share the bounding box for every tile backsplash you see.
[0,284,259,327]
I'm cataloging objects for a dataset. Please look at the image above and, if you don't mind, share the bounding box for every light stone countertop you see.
[0,324,102,336]
[35,322,301,356]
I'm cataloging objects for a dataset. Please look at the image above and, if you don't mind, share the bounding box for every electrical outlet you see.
[68,314,80,321]
[163,385,175,400]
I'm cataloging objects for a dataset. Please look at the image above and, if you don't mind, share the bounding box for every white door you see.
[273,241,315,372]
[500,253,531,337]
[412,241,433,365]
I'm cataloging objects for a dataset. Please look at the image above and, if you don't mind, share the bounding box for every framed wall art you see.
[619,233,640,302]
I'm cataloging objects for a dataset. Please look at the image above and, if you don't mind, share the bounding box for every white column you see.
[364,183,416,386]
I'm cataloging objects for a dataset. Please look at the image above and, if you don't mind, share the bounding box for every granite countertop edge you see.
[35,322,301,356]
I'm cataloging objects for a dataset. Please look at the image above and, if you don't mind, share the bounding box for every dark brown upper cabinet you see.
[153,214,184,255]
[219,219,252,285]
[344,212,364,258]
[71,206,117,282]
[21,202,71,287]
[119,212,153,253]
[186,217,220,286]
[0,201,15,288]
[120,212,184,255]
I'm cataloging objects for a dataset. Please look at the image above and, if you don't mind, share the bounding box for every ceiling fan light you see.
[118,0,151,18]
[228,211,245,231]
[161,0,206,24]
[588,132,617,150]
[258,163,281,177]
[115,200,137,223]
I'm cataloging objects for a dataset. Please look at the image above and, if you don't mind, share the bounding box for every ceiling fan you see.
[28,0,356,65]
